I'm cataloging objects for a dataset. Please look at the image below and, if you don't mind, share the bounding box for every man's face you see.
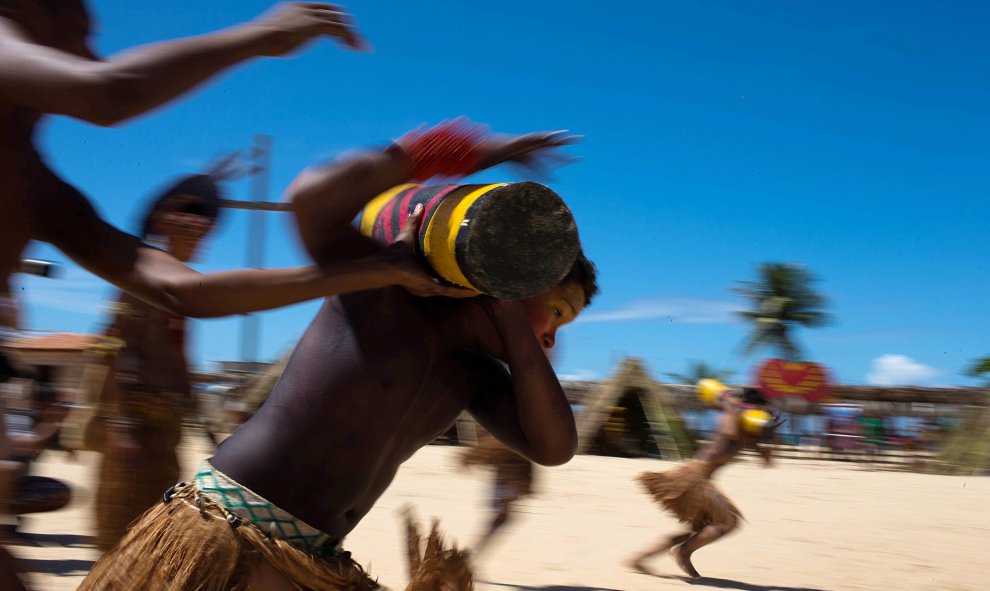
[152,212,215,263]
[519,281,586,352]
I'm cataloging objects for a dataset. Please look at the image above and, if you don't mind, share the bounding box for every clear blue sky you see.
[18,0,990,387]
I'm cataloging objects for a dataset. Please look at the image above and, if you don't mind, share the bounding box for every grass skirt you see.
[636,460,743,531]
[94,392,186,551]
[94,443,179,551]
[402,505,474,591]
[79,483,473,590]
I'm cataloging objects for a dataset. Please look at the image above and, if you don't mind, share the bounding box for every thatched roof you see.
[561,380,599,405]
[571,358,693,459]
[563,376,989,409]
[826,385,989,406]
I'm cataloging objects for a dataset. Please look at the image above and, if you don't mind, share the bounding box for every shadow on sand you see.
[647,573,830,591]
[483,579,830,591]
[17,558,95,576]
[481,582,625,591]
[14,532,93,548]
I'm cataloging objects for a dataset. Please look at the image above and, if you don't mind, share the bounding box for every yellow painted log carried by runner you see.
[357,182,580,299]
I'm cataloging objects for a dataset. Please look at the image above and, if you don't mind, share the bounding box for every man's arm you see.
[718,398,742,441]
[289,124,577,267]
[467,300,577,467]
[7,403,67,459]
[751,412,784,466]
[0,3,364,126]
[289,147,412,266]
[36,177,463,317]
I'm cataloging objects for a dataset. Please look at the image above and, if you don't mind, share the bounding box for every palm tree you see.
[964,356,990,387]
[734,263,830,361]
[665,360,734,385]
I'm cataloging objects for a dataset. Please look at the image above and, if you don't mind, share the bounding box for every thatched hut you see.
[571,357,693,460]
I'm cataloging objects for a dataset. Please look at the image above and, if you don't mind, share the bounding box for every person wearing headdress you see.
[88,169,228,551]
[626,385,783,579]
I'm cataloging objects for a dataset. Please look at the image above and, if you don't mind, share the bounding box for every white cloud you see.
[577,297,736,325]
[866,354,940,386]
[557,369,600,381]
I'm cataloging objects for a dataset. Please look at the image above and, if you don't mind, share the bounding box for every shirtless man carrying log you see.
[81,121,598,590]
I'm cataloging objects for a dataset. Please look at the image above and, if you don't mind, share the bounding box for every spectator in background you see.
[2,370,72,539]
[88,174,224,551]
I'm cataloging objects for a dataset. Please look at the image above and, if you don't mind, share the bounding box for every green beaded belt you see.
[178,460,342,558]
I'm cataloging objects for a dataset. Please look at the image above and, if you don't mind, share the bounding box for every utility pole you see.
[240,134,272,365]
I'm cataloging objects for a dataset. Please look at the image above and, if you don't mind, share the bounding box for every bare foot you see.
[625,557,653,575]
[670,546,701,578]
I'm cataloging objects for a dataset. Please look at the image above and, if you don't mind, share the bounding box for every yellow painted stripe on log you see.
[359,183,419,237]
[425,183,504,289]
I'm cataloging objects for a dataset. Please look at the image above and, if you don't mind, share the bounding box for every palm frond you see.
[734,262,829,360]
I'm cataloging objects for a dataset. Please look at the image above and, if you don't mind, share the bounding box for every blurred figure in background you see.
[2,370,72,540]
[458,428,536,557]
[627,386,781,579]
[857,409,886,465]
[87,173,224,551]
[1,318,31,590]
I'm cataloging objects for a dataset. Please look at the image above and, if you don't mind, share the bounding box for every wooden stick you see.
[219,199,293,212]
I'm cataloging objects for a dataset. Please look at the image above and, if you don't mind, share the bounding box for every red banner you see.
[757,358,829,403]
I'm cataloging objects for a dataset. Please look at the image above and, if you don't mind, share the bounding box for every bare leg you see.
[670,516,738,579]
[625,531,692,574]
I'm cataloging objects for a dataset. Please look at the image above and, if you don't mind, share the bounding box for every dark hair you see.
[741,387,768,406]
[139,174,222,238]
[562,251,599,307]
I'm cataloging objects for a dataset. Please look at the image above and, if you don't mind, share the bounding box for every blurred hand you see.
[477,131,580,180]
[383,205,480,299]
[251,2,370,56]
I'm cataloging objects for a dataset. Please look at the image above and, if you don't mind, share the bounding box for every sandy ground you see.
[6,432,988,591]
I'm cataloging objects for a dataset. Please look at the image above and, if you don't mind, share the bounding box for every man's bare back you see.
[213,291,476,539]
[212,279,544,535]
